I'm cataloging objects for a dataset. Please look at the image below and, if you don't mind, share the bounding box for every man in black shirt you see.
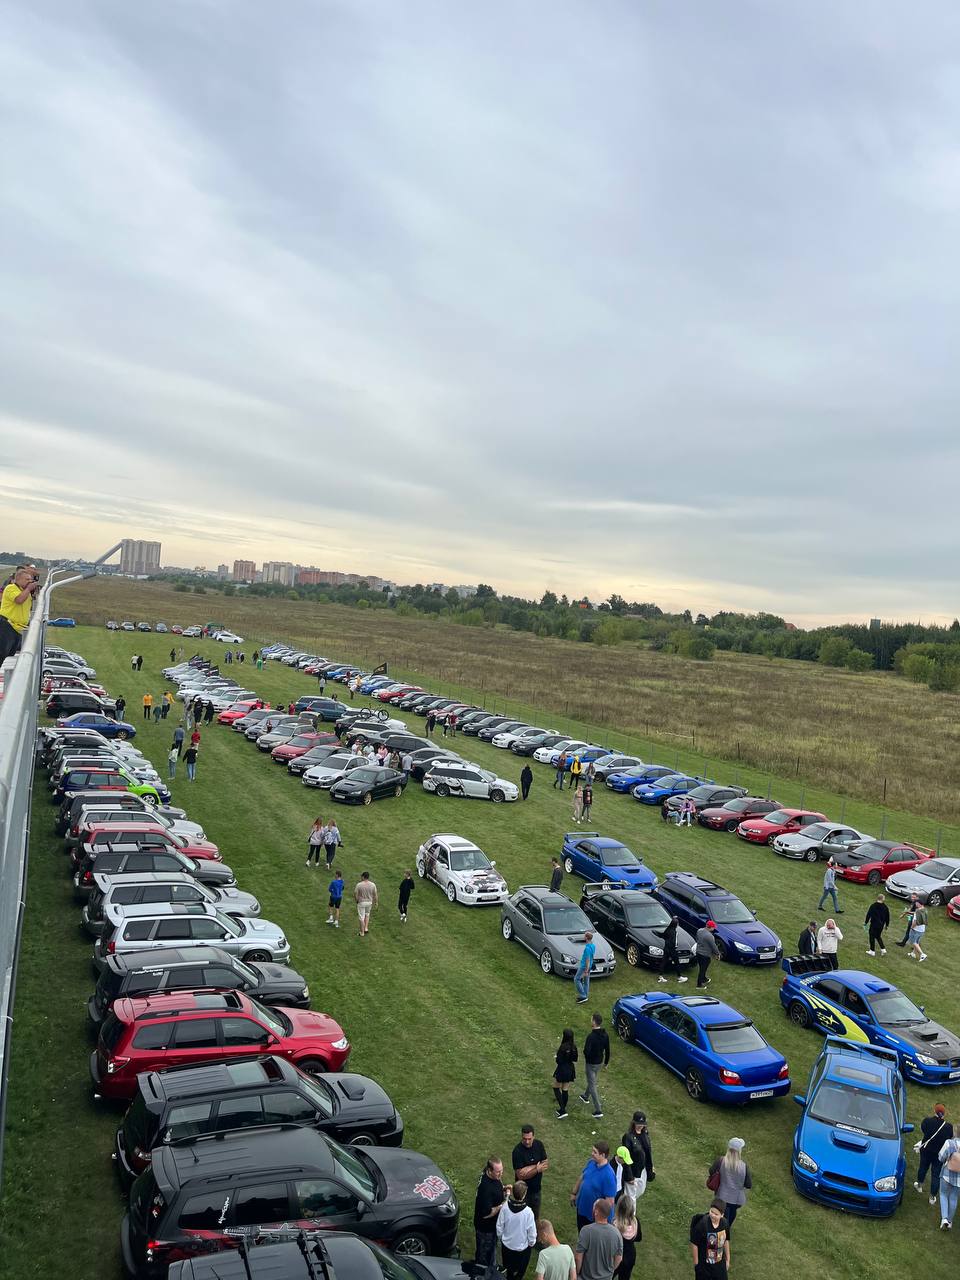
[690,1200,730,1279]
[915,1103,952,1205]
[579,1013,610,1119]
[797,921,818,957]
[864,893,890,956]
[549,858,563,894]
[473,1155,508,1273]
[621,1111,654,1184]
[511,1125,548,1220]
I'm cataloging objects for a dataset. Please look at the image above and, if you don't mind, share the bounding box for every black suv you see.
[122,1127,459,1277]
[45,690,114,718]
[73,846,236,901]
[89,946,310,1028]
[579,884,696,969]
[166,1231,471,1280]
[661,783,749,818]
[116,1055,403,1182]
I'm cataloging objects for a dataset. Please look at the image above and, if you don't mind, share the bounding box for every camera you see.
[31,574,39,583]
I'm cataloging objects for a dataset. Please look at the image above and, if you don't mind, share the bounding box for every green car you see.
[52,766,171,807]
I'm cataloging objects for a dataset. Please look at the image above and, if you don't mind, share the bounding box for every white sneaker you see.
[325,917,334,925]
[940,1220,951,1230]
[920,953,928,962]
[658,976,668,984]
[930,1196,938,1206]
[866,950,875,957]
[914,1182,924,1194]
[881,948,887,954]
[334,921,339,928]
[907,952,915,958]
[678,976,688,983]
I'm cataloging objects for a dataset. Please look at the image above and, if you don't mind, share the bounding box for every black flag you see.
[372,662,388,675]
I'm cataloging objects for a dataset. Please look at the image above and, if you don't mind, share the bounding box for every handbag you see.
[706,1166,721,1192]
[947,1146,960,1174]
[634,1167,648,1198]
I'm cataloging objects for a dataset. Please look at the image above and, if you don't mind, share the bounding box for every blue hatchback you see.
[612,991,790,1104]
[55,712,137,740]
[605,765,676,794]
[792,1038,912,1216]
[560,832,657,889]
[633,773,709,804]
[654,872,782,964]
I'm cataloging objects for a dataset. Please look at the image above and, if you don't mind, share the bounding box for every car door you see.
[641,1004,679,1063]
[188,916,237,952]
[516,898,542,952]
[601,897,628,949]
[886,849,919,876]
[460,768,485,798]
[575,842,600,879]
[226,1183,295,1239]
[670,1009,701,1074]
[219,1015,274,1062]
[822,827,860,853]
[292,1177,363,1230]
[153,916,199,949]
[432,845,451,891]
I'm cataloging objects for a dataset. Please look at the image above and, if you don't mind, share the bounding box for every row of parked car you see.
[104,622,244,641]
[38,641,465,1279]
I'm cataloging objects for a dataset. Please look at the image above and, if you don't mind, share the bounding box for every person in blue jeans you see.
[575,933,596,1004]
[914,1104,952,1206]
[937,1134,960,1230]
[818,859,843,913]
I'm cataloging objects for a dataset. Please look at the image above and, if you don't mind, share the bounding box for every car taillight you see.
[781,977,788,988]
[106,939,116,954]
[132,1146,152,1162]
[718,1069,741,1085]
[83,869,92,883]
[778,1063,790,1079]
[105,1055,129,1074]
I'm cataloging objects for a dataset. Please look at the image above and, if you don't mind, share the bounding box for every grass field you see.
[1,619,959,1280]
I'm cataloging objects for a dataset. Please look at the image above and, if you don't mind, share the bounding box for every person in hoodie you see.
[496,1179,538,1280]
[654,915,688,984]
[816,918,843,970]
[864,893,890,956]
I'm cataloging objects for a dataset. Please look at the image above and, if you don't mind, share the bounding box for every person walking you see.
[612,1194,639,1280]
[914,1104,952,1207]
[142,692,153,721]
[895,894,921,947]
[534,1220,575,1280]
[707,1139,751,1231]
[204,701,215,723]
[512,1126,549,1221]
[521,764,534,801]
[173,723,185,758]
[554,752,567,790]
[169,647,176,663]
[549,858,564,894]
[578,1013,610,1119]
[797,920,818,957]
[864,893,890,956]
[441,713,449,739]
[574,1197,621,1280]
[130,654,138,672]
[816,918,842,970]
[318,674,326,693]
[695,921,719,988]
[161,691,173,719]
[398,870,415,922]
[937,1132,960,1230]
[581,783,594,824]
[326,868,345,927]
[689,1200,730,1280]
[474,1156,508,1276]
[135,654,143,672]
[426,711,436,738]
[190,726,201,749]
[306,817,325,867]
[571,1144,617,1231]
[167,745,178,780]
[183,743,199,782]
[152,701,163,724]
[323,820,343,870]
[570,755,583,791]
[575,933,596,1004]
[621,1112,654,1192]
[552,1028,578,1119]
[355,871,378,936]
[908,901,929,962]
[818,859,843,913]
[572,785,584,825]
[115,695,126,722]
[654,916,688,984]
[496,1181,537,1280]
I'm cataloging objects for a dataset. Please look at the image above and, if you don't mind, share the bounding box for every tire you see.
[296,1056,329,1076]
[714,938,728,962]
[563,857,574,874]
[416,859,426,878]
[362,792,372,806]
[490,789,504,804]
[143,794,157,806]
[436,783,450,798]
[789,1000,811,1029]
[392,1232,430,1257]
[615,1013,633,1042]
[502,917,514,941]
[724,819,738,832]
[805,849,818,863]
[539,949,554,975]
[685,1068,706,1102]
[394,785,403,798]
[928,891,945,907]
[349,1132,377,1146]
[867,870,882,886]
[626,942,641,967]
[116,730,128,740]
[243,949,271,963]
[446,882,457,903]
[767,834,777,846]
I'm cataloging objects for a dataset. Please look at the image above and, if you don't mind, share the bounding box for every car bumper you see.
[736,831,768,843]
[331,791,364,804]
[728,949,782,966]
[884,883,915,900]
[772,846,807,859]
[902,1059,960,1086]
[80,905,105,938]
[89,1049,125,1099]
[87,995,106,1027]
[461,893,509,906]
[633,793,663,804]
[555,960,615,979]
[791,1164,900,1216]
[710,1078,792,1105]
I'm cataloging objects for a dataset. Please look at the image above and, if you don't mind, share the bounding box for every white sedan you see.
[421,760,519,803]
[214,630,244,644]
[532,738,588,765]
[491,725,555,749]
[301,754,373,789]
[416,833,509,905]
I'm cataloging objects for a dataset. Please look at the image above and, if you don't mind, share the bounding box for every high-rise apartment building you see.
[261,561,297,587]
[232,560,256,582]
[119,539,161,576]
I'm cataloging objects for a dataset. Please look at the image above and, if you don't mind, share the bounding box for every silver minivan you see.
[93,901,290,972]
[82,872,261,938]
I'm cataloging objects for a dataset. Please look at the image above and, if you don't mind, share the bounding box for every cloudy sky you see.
[2,1,958,623]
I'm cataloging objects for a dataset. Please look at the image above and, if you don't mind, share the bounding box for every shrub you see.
[844,648,874,672]
[901,653,934,684]
[817,636,850,666]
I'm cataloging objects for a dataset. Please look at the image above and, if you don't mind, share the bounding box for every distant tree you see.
[680,609,692,624]
[695,613,710,626]
[607,594,628,614]
[952,619,960,632]
[222,583,236,597]
[540,590,558,609]
[287,589,299,600]
[929,661,960,692]
[593,618,625,646]
[173,583,189,593]
[474,583,497,600]
[901,653,934,684]
[844,648,874,672]
[445,588,460,608]
[817,636,850,667]
[192,585,206,594]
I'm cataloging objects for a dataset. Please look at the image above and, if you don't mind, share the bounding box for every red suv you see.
[71,823,221,871]
[90,990,350,1100]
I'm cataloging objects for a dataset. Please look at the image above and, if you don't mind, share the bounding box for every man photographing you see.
[0,565,40,664]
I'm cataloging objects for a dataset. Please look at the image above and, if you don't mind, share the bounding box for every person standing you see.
[183,743,199,782]
[521,764,534,801]
[162,691,173,718]
[707,1139,751,1231]
[115,695,126,722]
[496,1181,537,1280]
[572,785,584,825]
[401,751,413,778]
[554,752,567,790]
[190,725,201,749]
[426,711,436,737]
[534,1221,575,1280]
[167,745,178,780]
[689,1200,730,1280]
[169,647,176,663]
[512,1126,549,1221]
[937,1132,960,1230]
[915,1104,952,1207]
[0,565,39,663]
[549,858,564,894]
[204,701,215,723]
[818,859,843,913]
[130,654,138,672]
[355,871,378,936]
[552,1028,578,1119]
[323,820,343,870]
[909,901,929,962]
[319,674,326,693]
[621,1113,654,1190]
[574,1197,621,1279]
[612,1194,639,1280]
[864,894,890,956]
[581,783,594,824]
[326,868,345,927]
[575,933,596,1005]
[152,701,163,724]
[136,654,143,672]
[895,894,920,947]
[797,920,818,957]
[571,1146,617,1231]
[474,1156,508,1275]
[816,918,842,969]
[570,755,583,791]
[695,921,719,988]
[579,1013,610,1119]
[172,723,185,758]
[398,870,415,922]
[654,916,688,984]
[142,692,153,720]
[306,817,325,867]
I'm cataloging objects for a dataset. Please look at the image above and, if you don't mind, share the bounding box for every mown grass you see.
[1,620,958,1280]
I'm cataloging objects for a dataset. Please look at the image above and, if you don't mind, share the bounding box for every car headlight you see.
[277,937,287,948]
[331,1037,350,1050]
[436,1199,458,1216]
[734,941,753,953]
[874,1175,898,1193]
[560,954,577,965]
[915,1053,938,1067]
[302,986,310,999]
[796,1151,818,1173]
[463,884,476,894]
[647,946,664,957]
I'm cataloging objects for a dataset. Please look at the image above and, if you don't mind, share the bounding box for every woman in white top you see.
[817,918,843,970]
[496,1179,537,1280]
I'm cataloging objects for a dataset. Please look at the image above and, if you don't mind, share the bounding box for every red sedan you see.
[948,895,960,923]
[271,732,339,763]
[218,699,263,725]
[836,840,934,885]
[376,685,422,702]
[43,675,109,699]
[700,796,783,832]
[736,808,827,845]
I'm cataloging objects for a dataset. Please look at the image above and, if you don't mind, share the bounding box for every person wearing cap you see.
[513,1125,549,1221]
[694,921,720,988]
[915,1104,953,1206]
[707,1139,751,1231]
[620,1112,654,1189]
[612,1146,636,1203]
[689,1199,730,1280]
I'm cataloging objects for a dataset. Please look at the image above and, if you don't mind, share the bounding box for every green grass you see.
[1,625,958,1280]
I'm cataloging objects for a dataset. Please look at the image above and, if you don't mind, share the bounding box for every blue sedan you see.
[48,617,76,627]
[612,991,790,1104]
[633,773,710,804]
[55,712,137,740]
[792,1038,912,1216]
[560,832,657,889]
[605,765,676,794]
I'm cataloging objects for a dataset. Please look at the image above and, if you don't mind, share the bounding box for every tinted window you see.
[112,887,142,905]
[125,972,162,995]
[132,1023,172,1049]
[170,884,204,902]
[206,966,245,990]
[815,978,846,1001]
[173,1019,219,1048]
[294,1179,357,1218]
[706,1024,766,1054]
[191,918,228,940]
[165,1103,215,1141]
[180,1191,230,1231]
[263,1091,320,1125]
[166,967,208,990]
[216,1095,264,1128]
[156,920,193,940]
[125,855,159,873]
[122,921,155,941]
[231,1184,290,1227]
[220,1018,269,1046]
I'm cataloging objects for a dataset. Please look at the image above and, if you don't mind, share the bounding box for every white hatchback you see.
[416,833,509,905]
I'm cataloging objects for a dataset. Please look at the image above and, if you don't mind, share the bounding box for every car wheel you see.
[626,942,641,967]
[436,783,450,798]
[362,792,372,806]
[789,1000,811,1029]
[685,1068,706,1102]
[394,785,403,798]
[446,882,457,903]
[724,819,739,832]
[804,848,818,863]
[392,1232,430,1257]
[615,1013,633,1042]
[416,859,426,878]
[928,891,945,907]
[243,950,272,963]
[349,1132,377,1146]
[563,857,574,874]
[539,949,554,975]
[502,917,514,941]
[714,937,728,961]
[490,789,504,804]
[867,870,882,886]
[296,1057,329,1076]
[116,730,128,740]
[143,794,157,806]
[767,834,777,846]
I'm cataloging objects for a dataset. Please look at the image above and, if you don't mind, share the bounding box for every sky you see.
[2,1,959,625]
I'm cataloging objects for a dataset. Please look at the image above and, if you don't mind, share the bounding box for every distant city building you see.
[451,585,477,599]
[216,564,229,580]
[232,560,256,582]
[120,539,161,576]
[869,618,882,630]
[261,561,297,587]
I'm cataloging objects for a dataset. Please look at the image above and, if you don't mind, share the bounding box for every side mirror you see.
[751,910,758,918]
[490,860,496,867]
[793,1095,806,1107]
[356,1199,367,1217]
[902,1123,915,1134]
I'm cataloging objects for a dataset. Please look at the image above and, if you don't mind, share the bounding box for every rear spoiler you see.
[564,830,600,841]
[781,955,835,977]
[822,1035,900,1066]
[581,880,650,897]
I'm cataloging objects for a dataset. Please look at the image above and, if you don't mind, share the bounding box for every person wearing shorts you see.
[909,904,928,962]
[326,870,345,927]
[355,871,378,936]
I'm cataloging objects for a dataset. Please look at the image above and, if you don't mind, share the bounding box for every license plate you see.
[749,1089,774,1098]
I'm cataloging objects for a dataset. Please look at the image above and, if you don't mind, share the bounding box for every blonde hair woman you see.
[707,1138,751,1230]
[613,1191,640,1280]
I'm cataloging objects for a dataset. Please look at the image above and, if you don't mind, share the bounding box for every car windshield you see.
[915,861,954,881]
[706,1023,767,1054]
[809,1081,897,1139]
[348,769,378,783]
[686,787,714,801]
[247,999,289,1036]
[479,770,498,784]
[328,1138,377,1199]
[763,811,793,824]
[297,1074,337,1118]
[233,959,259,982]
[722,799,753,813]
[601,845,641,867]
[364,1239,419,1280]
[450,849,492,872]
[213,911,243,938]
[796,823,831,841]
[543,906,592,934]
[869,990,926,1026]
[708,899,755,924]
[625,901,670,927]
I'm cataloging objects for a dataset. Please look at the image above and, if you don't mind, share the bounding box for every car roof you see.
[818,1038,899,1085]
[156,1124,333,1191]
[821,970,897,996]
[578,836,626,850]
[95,871,193,889]
[516,886,576,906]
[663,872,732,895]
[108,945,232,974]
[86,822,166,834]
[143,1054,297,1107]
[590,886,658,904]
[429,834,482,851]
[119,990,250,1021]
[105,901,213,922]
[646,993,750,1025]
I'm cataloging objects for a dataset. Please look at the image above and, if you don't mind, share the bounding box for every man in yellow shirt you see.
[142,693,154,721]
[0,565,40,664]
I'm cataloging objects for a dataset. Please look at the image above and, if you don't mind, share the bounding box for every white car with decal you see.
[416,833,509,905]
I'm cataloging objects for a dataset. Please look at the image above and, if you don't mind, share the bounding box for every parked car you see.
[778,960,960,1087]
[288,745,347,777]
[48,617,77,627]
[106,620,119,631]
[330,766,408,806]
[121,621,136,631]
[155,622,168,632]
[421,761,518,803]
[93,902,291,972]
[416,834,508,905]
[661,784,749,818]
[81,873,261,938]
[772,823,874,863]
[590,753,645,781]
[633,774,710,805]
[302,754,375,789]
[833,841,935,885]
[949,894,960,924]
[511,732,570,757]
[500,886,615,979]
[612,990,790,1104]
[605,765,676,794]
[272,732,338,764]
[214,630,244,644]
[47,691,114,720]
[136,622,152,633]
[559,831,657,889]
[164,1233,472,1280]
[654,873,782,964]
[698,796,783,832]
[886,857,960,907]
[791,1038,912,1216]
[579,884,695,969]
[53,766,167,807]
[736,809,828,845]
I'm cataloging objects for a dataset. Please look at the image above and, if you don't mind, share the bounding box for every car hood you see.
[454,869,507,891]
[889,1020,960,1061]
[632,924,695,953]
[410,1260,473,1280]
[213,887,260,913]
[798,1114,900,1185]
[284,1007,345,1041]
[250,961,307,990]
[327,1073,396,1120]
[888,869,952,893]
[547,934,615,961]
[717,920,781,951]
[193,862,236,887]
[601,864,657,888]
[364,1147,455,1208]
[775,834,815,850]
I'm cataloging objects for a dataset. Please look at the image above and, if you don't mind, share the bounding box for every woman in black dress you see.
[553,1027,578,1119]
